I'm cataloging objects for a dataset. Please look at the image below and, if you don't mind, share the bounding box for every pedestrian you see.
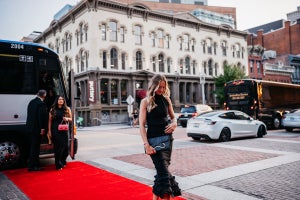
[132,109,139,127]
[26,89,48,171]
[47,95,72,170]
[139,74,181,200]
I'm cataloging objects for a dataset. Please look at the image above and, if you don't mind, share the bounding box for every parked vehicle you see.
[186,110,267,142]
[281,109,300,132]
[0,40,77,170]
[224,79,300,129]
[177,104,212,127]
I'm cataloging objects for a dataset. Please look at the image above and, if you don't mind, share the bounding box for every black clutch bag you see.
[148,135,170,151]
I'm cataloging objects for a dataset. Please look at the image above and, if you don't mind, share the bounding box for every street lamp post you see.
[200,73,206,104]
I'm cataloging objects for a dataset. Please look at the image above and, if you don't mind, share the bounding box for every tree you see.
[214,64,247,106]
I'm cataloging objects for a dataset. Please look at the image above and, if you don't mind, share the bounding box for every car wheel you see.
[0,139,23,170]
[286,128,293,132]
[273,117,281,129]
[257,125,266,138]
[219,128,231,142]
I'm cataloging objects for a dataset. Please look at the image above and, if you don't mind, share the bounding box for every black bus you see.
[224,79,300,129]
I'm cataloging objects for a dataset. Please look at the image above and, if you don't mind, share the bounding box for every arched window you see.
[167,58,171,73]
[208,59,213,76]
[158,29,164,48]
[103,51,107,69]
[134,25,142,45]
[158,54,164,72]
[185,57,190,74]
[65,34,69,51]
[110,48,118,69]
[80,50,85,72]
[183,34,189,51]
[109,21,117,42]
[136,51,143,70]
[179,59,183,74]
[221,41,227,56]
[150,31,155,47]
[79,23,84,44]
[192,60,196,75]
[152,56,156,72]
[207,38,212,54]
[214,63,218,76]
[121,53,126,70]
[101,24,106,40]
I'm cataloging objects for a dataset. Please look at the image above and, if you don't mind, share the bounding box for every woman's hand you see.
[47,131,52,138]
[63,117,70,122]
[164,121,177,134]
[144,143,156,155]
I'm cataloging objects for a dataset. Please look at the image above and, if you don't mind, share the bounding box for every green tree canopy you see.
[214,65,247,106]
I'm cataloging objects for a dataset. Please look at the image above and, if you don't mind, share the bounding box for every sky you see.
[0,0,299,41]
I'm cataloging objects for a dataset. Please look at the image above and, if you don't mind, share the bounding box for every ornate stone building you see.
[34,0,248,125]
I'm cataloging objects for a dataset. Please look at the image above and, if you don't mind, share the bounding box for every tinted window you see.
[235,112,250,120]
[0,54,36,94]
[219,112,235,119]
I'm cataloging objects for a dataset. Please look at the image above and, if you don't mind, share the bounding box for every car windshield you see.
[180,107,196,113]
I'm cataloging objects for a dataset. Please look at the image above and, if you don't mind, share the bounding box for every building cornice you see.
[34,0,247,43]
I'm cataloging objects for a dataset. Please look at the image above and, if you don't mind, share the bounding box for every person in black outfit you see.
[132,109,139,127]
[47,95,72,170]
[26,89,48,171]
[139,74,181,200]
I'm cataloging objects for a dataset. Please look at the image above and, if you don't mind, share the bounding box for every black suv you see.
[177,104,213,127]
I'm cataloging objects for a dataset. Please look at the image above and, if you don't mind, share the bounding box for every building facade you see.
[34,0,248,125]
[247,18,300,84]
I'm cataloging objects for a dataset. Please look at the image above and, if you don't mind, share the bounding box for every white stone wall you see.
[37,1,248,78]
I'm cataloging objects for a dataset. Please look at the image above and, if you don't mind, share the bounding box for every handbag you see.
[58,120,69,131]
[148,135,170,151]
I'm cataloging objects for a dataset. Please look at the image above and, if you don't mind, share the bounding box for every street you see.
[73,125,300,200]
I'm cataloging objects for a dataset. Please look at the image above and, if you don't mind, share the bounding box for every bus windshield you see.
[0,53,65,97]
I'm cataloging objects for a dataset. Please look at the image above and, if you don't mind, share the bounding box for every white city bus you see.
[0,40,76,170]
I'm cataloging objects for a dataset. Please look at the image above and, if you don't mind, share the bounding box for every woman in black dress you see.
[139,74,181,200]
[47,95,72,170]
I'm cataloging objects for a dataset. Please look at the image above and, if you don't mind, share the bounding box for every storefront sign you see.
[89,80,95,103]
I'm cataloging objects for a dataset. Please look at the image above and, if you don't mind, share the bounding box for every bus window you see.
[0,54,37,94]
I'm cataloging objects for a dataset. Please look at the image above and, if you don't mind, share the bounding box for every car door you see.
[233,111,257,136]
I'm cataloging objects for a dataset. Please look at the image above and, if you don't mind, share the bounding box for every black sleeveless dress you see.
[147,94,181,198]
[51,107,69,169]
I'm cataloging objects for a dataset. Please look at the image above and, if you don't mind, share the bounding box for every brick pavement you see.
[212,161,300,200]
[114,145,279,177]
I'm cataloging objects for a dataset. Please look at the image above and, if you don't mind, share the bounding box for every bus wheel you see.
[219,128,231,142]
[257,125,266,138]
[0,140,22,170]
[273,117,281,129]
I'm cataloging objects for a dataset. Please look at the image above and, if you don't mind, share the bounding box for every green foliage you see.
[214,64,247,106]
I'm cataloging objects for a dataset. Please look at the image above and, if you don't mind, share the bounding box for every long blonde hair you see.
[146,74,170,112]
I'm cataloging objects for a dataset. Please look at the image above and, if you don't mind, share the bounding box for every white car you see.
[281,109,300,132]
[186,110,267,142]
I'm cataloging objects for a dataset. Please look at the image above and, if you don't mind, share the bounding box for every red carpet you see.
[3,161,185,200]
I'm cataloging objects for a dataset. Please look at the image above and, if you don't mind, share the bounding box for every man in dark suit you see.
[26,90,48,171]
